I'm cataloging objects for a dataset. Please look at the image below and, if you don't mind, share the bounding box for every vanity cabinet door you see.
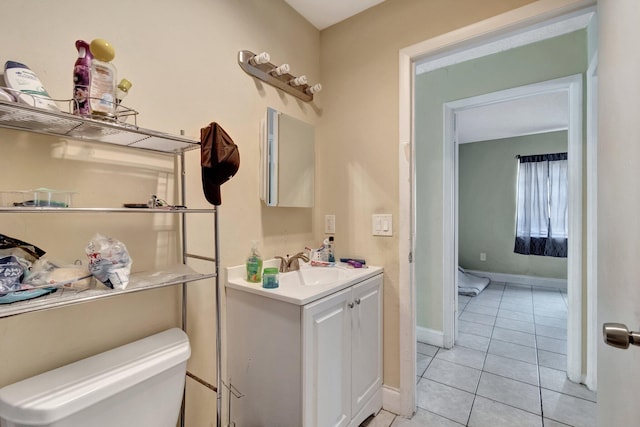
[303,287,352,427]
[350,276,383,417]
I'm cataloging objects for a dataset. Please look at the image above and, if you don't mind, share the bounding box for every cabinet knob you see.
[348,302,355,309]
[355,298,361,305]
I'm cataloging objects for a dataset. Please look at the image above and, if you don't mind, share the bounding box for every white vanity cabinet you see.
[303,276,382,427]
[226,270,383,427]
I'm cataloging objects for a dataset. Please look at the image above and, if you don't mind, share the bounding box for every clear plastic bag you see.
[22,259,94,290]
[0,255,26,293]
[85,233,132,290]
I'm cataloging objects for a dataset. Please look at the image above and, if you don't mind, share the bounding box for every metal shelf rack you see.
[0,98,199,154]
[0,99,220,426]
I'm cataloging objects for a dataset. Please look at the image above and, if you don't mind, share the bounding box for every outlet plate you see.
[372,214,392,236]
[480,252,487,261]
[325,214,336,234]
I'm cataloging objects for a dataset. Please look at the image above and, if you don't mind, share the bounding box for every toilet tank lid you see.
[0,328,190,424]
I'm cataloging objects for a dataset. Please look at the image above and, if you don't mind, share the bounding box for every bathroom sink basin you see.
[226,260,382,305]
[281,267,352,286]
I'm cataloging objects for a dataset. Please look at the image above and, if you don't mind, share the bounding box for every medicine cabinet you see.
[260,107,314,208]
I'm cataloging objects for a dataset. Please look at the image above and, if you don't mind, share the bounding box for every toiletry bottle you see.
[114,78,132,121]
[72,40,93,116]
[88,38,117,117]
[328,236,335,263]
[321,238,330,262]
[115,78,132,104]
[4,61,59,111]
[246,241,263,283]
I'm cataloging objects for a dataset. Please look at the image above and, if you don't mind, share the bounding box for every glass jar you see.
[262,267,279,289]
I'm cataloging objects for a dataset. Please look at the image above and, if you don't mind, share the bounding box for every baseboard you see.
[350,388,382,427]
[382,385,401,415]
[416,326,444,347]
[466,269,567,291]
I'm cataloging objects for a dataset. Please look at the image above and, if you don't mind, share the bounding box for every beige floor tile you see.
[541,389,596,427]
[416,379,474,425]
[391,408,463,426]
[468,396,542,427]
[424,358,482,393]
[476,372,541,415]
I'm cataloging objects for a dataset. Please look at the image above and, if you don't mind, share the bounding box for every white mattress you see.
[458,267,490,296]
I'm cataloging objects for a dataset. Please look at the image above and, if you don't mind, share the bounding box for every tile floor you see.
[361,282,597,427]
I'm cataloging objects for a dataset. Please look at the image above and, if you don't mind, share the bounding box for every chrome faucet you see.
[275,252,310,272]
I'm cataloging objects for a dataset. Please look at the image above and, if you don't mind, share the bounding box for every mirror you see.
[260,107,315,207]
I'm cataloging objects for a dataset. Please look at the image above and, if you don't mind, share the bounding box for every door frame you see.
[396,0,596,416]
[443,74,583,378]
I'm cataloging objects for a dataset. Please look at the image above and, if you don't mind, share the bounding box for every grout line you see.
[466,282,504,426]
[415,283,572,426]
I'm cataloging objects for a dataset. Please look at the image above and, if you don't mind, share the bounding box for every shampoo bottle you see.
[246,241,263,283]
[4,61,59,111]
[88,38,117,117]
[72,40,92,116]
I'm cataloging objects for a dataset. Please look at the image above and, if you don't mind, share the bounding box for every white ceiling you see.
[456,91,569,144]
[284,0,570,143]
[284,0,386,30]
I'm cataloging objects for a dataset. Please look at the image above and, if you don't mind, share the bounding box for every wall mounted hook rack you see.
[238,50,321,102]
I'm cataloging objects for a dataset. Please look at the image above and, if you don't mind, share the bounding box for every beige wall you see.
[319,0,536,389]
[0,0,542,422]
[0,1,320,425]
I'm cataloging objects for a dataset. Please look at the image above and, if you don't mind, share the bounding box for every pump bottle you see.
[246,241,263,283]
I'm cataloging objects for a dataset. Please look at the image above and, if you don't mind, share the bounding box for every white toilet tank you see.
[0,328,190,427]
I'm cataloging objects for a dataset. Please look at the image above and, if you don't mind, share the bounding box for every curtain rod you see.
[515,152,568,159]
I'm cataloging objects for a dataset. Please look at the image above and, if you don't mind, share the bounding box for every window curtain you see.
[514,153,568,257]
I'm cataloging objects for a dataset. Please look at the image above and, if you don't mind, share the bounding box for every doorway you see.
[443,76,583,381]
[396,2,597,417]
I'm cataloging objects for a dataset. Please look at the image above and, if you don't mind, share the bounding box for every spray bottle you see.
[72,40,92,116]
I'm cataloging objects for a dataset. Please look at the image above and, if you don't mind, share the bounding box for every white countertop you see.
[226,260,383,305]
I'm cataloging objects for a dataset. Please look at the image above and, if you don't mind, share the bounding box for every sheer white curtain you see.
[514,153,568,257]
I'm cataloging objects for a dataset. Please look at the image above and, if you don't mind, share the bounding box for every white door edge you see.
[585,51,598,391]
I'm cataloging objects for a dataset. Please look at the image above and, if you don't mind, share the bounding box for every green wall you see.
[415,29,587,330]
[458,132,568,278]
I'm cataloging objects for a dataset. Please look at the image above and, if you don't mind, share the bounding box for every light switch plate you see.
[372,214,392,236]
[325,214,336,234]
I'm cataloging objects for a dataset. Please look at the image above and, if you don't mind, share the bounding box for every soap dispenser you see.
[246,240,263,283]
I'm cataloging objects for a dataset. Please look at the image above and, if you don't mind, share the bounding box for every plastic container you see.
[18,188,74,207]
[88,38,117,117]
[262,267,279,289]
[1,189,74,207]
